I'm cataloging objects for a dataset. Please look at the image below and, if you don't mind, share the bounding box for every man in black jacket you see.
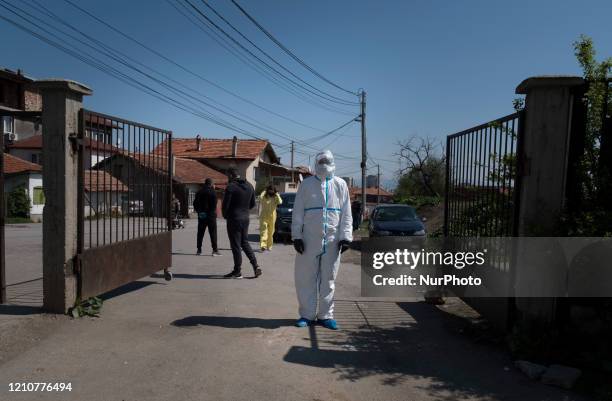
[222,168,261,279]
[194,178,220,256]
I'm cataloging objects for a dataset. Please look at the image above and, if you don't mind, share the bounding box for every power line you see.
[2,0,366,162]
[167,0,356,117]
[231,0,358,97]
[11,0,300,146]
[0,2,296,151]
[60,0,348,132]
[199,0,358,106]
[181,0,359,108]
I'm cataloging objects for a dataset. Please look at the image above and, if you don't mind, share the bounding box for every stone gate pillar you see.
[38,80,92,313]
[513,76,584,321]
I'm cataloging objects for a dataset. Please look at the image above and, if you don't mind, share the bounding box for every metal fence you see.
[77,109,173,299]
[444,111,524,237]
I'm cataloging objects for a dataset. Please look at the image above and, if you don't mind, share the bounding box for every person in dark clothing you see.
[194,178,220,256]
[222,168,261,279]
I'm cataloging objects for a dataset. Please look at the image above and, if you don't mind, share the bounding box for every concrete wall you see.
[13,117,41,140]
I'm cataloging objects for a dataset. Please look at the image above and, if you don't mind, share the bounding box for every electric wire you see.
[231,0,358,96]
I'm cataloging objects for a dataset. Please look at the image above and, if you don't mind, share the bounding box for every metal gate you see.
[443,111,525,329]
[77,109,173,299]
[444,111,525,237]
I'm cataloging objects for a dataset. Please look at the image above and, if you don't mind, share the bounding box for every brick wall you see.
[23,84,42,111]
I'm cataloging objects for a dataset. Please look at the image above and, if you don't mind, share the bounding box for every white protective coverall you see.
[291,150,353,320]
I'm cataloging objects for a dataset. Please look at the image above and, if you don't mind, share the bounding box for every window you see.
[188,190,196,208]
[31,153,43,165]
[2,116,14,134]
[32,186,45,205]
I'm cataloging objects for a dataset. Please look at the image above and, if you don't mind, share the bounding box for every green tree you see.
[563,35,612,236]
[6,185,31,218]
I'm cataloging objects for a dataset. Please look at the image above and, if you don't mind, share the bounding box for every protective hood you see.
[314,150,336,179]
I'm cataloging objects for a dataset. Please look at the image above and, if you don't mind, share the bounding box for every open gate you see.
[443,111,525,329]
[76,109,172,299]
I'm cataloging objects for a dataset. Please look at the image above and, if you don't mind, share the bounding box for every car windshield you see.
[375,206,416,222]
[280,194,296,208]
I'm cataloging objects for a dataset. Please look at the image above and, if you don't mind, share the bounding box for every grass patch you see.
[5,217,35,224]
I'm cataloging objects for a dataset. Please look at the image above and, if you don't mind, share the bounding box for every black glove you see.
[339,240,351,254]
[293,239,304,254]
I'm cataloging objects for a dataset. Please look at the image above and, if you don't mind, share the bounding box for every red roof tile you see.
[3,153,41,175]
[349,186,394,197]
[84,170,128,192]
[174,158,228,187]
[154,138,273,160]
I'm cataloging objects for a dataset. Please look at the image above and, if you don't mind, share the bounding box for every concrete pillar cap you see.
[516,76,584,94]
[34,79,93,96]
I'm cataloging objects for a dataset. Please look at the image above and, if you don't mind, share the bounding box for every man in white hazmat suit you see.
[291,150,353,330]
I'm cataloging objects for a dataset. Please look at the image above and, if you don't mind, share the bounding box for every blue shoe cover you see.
[295,317,311,327]
[318,319,338,330]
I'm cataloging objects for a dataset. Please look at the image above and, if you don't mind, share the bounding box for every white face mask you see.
[315,163,335,178]
[314,150,335,178]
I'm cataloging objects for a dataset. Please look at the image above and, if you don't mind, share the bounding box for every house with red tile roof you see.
[93,152,228,216]
[154,135,306,192]
[3,152,44,221]
[349,186,394,204]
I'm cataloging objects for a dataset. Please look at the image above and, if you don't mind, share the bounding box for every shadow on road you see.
[171,316,295,329]
[281,300,575,400]
[150,273,226,280]
[100,280,164,301]
[0,304,41,315]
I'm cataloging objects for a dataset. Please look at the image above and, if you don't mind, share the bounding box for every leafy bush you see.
[6,185,30,218]
[394,195,441,210]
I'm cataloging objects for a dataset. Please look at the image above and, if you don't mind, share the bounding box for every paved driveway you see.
[0,218,587,401]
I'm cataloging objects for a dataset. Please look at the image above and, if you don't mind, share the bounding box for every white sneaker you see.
[212,251,221,257]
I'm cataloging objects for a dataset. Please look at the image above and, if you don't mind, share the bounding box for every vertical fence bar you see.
[77,109,85,256]
[460,133,467,236]
[443,135,451,236]
[167,133,173,232]
[0,122,6,303]
[87,117,92,249]
[121,122,125,242]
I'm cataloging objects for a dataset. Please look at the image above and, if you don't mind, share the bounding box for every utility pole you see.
[377,164,381,206]
[360,90,367,221]
[290,140,295,182]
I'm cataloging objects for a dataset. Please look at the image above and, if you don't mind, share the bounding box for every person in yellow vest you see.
[259,185,283,252]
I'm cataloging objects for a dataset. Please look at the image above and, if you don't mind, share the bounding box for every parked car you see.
[368,204,426,237]
[127,200,144,216]
[274,192,296,243]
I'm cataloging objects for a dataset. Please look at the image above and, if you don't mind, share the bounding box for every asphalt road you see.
[0,218,586,401]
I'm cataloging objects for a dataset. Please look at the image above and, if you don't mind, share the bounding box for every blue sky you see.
[2,0,611,187]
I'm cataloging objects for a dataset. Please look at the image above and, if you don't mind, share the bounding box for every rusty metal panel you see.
[79,231,171,299]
